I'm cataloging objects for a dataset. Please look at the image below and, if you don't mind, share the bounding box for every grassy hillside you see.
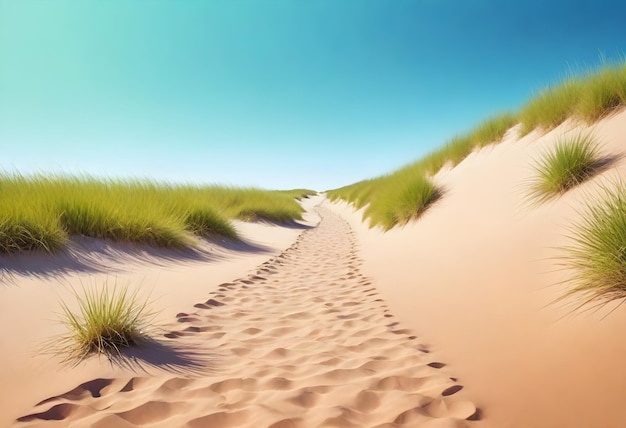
[328,62,626,229]
[0,174,316,254]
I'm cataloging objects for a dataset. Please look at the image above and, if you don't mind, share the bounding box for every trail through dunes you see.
[14,207,479,428]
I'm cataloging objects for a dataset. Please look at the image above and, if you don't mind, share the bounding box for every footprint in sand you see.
[15,207,479,428]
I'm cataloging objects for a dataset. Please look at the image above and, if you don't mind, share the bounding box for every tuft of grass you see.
[362,171,440,230]
[519,61,626,135]
[471,112,518,148]
[326,112,515,228]
[58,282,154,363]
[377,175,440,230]
[518,78,583,136]
[421,112,517,175]
[0,214,66,254]
[59,200,190,248]
[529,132,602,201]
[184,208,237,239]
[577,64,626,122]
[561,182,626,305]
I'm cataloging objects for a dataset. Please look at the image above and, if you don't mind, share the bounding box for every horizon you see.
[2,0,626,191]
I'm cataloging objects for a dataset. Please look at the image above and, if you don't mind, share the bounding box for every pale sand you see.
[3,196,478,427]
[325,109,626,428]
[8,110,626,428]
[1,196,319,426]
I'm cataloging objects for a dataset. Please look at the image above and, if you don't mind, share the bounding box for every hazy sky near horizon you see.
[2,0,626,190]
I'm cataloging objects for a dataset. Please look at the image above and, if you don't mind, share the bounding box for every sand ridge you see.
[14,207,478,428]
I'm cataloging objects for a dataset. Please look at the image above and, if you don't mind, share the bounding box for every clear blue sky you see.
[1,0,626,190]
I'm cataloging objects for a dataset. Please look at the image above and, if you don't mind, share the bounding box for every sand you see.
[3,197,477,427]
[1,196,318,427]
[324,109,626,428]
[5,110,626,428]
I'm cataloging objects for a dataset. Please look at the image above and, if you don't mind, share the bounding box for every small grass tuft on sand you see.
[518,78,583,136]
[562,182,626,305]
[529,132,602,201]
[365,173,441,230]
[58,282,155,363]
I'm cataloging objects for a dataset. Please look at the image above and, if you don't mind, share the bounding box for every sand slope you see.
[325,109,626,428]
[10,206,478,427]
[1,198,320,427]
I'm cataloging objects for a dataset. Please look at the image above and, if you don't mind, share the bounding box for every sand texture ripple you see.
[14,207,478,428]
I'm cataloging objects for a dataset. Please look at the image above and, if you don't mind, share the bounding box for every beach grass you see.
[58,281,154,362]
[576,64,626,122]
[420,112,517,175]
[518,78,583,136]
[529,132,602,201]
[330,165,440,230]
[329,62,626,230]
[0,174,311,254]
[365,173,440,230]
[519,62,626,135]
[562,182,626,305]
[327,113,513,228]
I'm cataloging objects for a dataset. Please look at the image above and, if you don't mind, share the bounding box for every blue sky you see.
[1,0,626,190]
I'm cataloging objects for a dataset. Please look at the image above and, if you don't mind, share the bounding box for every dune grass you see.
[365,173,440,230]
[327,112,514,228]
[419,112,517,175]
[58,282,154,362]
[329,61,626,231]
[577,64,626,122]
[519,61,626,135]
[529,132,603,201]
[329,165,441,230]
[0,174,311,254]
[518,78,584,136]
[561,182,626,305]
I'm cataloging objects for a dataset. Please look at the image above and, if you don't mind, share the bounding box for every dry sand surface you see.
[325,109,626,428]
[2,196,478,427]
[7,110,626,428]
[0,196,319,427]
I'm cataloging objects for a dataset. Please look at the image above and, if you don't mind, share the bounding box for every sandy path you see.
[14,207,478,428]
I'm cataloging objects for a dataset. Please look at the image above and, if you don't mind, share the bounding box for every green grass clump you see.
[184,208,237,239]
[518,78,584,136]
[577,64,626,122]
[562,182,626,305]
[421,112,517,175]
[471,112,518,148]
[0,174,308,254]
[530,132,602,200]
[0,213,67,254]
[59,282,154,362]
[326,113,514,229]
[519,62,626,135]
[328,61,626,232]
[329,165,440,230]
[59,200,190,248]
[365,173,440,230]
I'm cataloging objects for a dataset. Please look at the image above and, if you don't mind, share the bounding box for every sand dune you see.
[325,109,626,428]
[5,201,478,427]
[7,110,626,427]
[1,197,319,427]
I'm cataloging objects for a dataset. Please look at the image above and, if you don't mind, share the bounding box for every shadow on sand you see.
[19,338,219,423]
[105,336,220,376]
[0,233,275,283]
